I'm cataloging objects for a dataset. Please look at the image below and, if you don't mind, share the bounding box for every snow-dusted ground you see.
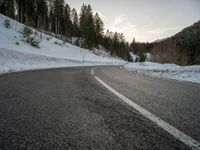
[124,62,200,84]
[0,14,124,75]
[0,48,122,74]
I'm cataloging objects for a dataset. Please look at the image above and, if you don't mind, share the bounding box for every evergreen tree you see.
[94,13,104,45]
[79,4,95,47]
[86,5,95,47]
[71,8,79,36]
[53,0,64,35]
[0,0,6,15]
[63,3,72,37]
[79,4,87,39]
[24,0,35,26]
[16,0,25,23]
[1,0,15,19]
[49,7,55,33]
[35,0,48,30]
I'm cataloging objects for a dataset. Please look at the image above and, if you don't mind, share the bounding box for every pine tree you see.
[0,0,6,14]
[1,0,15,19]
[24,0,35,26]
[71,8,79,37]
[79,4,87,39]
[63,3,72,38]
[49,7,55,33]
[16,0,25,23]
[79,4,96,47]
[35,0,48,30]
[94,13,104,45]
[53,0,64,35]
[86,5,95,47]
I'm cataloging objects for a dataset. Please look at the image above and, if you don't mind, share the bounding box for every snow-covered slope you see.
[123,62,200,84]
[0,14,124,74]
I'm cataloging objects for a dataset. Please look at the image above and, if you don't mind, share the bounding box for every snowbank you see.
[0,48,122,74]
[0,14,125,75]
[124,62,200,84]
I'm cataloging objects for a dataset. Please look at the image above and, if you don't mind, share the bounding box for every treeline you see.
[129,38,153,62]
[130,39,152,54]
[0,0,131,61]
[151,20,200,65]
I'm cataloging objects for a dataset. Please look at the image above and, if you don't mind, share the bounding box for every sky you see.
[66,0,200,43]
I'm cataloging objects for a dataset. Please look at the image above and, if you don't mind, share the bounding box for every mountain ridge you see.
[151,20,200,65]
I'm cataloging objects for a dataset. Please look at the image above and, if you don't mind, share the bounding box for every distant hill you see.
[151,20,200,65]
[151,38,166,43]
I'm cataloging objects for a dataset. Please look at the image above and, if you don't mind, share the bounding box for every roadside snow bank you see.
[0,48,123,75]
[124,62,200,84]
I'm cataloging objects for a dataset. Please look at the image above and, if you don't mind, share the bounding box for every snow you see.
[0,14,125,75]
[129,52,138,62]
[0,48,122,74]
[145,53,152,61]
[124,62,200,84]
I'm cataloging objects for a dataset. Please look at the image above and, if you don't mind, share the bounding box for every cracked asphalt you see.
[0,66,199,149]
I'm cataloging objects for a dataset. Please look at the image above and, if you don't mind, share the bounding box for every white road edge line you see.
[94,76,200,150]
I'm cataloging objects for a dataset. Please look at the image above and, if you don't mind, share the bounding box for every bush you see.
[26,37,39,48]
[4,19,11,28]
[19,26,40,48]
[31,41,39,48]
[139,53,147,62]
[30,39,39,48]
[15,42,19,45]
[20,26,33,39]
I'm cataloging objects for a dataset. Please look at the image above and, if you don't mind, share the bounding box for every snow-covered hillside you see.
[0,14,125,74]
[124,62,200,84]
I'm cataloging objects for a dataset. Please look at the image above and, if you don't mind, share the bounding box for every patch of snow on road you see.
[124,62,200,84]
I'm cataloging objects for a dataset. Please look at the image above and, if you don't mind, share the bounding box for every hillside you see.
[151,20,200,65]
[0,14,124,74]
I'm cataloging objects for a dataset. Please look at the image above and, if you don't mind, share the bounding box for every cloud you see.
[113,15,127,25]
[106,15,137,42]
[105,15,183,43]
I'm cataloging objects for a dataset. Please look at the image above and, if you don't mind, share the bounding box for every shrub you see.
[15,42,19,45]
[27,37,39,48]
[139,53,147,62]
[19,26,40,48]
[4,19,11,29]
[20,26,33,39]
[30,39,39,48]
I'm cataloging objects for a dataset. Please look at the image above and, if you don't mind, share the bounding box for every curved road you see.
[0,66,200,149]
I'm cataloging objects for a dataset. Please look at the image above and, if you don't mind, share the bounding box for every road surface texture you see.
[0,66,199,149]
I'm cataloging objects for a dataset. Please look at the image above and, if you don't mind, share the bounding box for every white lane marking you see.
[94,76,200,150]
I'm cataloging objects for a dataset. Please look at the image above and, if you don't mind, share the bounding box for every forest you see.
[0,0,132,61]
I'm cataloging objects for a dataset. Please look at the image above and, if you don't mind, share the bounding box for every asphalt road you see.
[0,66,199,149]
